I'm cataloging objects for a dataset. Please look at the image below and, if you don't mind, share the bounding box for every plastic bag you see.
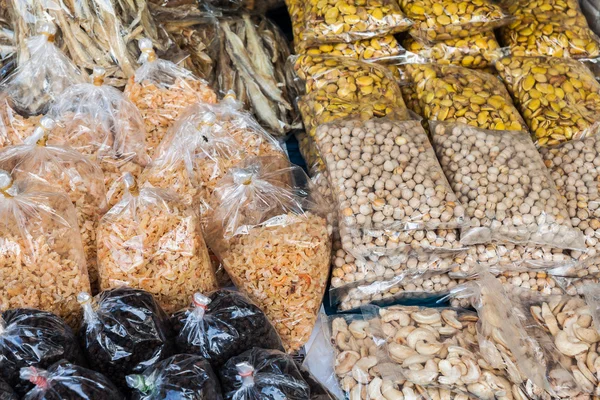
[97,174,217,314]
[205,157,331,353]
[399,0,510,42]
[127,354,223,400]
[204,0,282,13]
[77,289,175,392]
[46,67,151,208]
[405,64,527,132]
[0,23,84,117]
[0,309,86,396]
[581,0,600,35]
[496,56,600,147]
[431,122,586,250]
[555,275,600,295]
[0,171,91,323]
[0,378,17,400]
[20,361,125,400]
[140,96,286,210]
[124,38,217,159]
[218,348,312,400]
[0,117,107,293]
[296,363,337,400]
[402,32,501,69]
[0,95,42,149]
[299,35,405,62]
[300,0,412,45]
[171,290,283,367]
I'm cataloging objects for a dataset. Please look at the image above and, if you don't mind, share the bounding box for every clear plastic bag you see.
[97,174,217,314]
[399,0,511,42]
[405,64,527,132]
[124,38,217,159]
[20,361,125,400]
[171,290,284,367]
[431,122,586,250]
[300,0,412,45]
[77,289,175,393]
[0,117,107,293]
[296,363,337,400]
[496,56,600,147]
[402,32,502,69]
[0,95,42,149]
[0,309,86,396]
[0,171,91,324]
[140,96,286,210]
[218,348,312,400]
[555,275,600,295]
[127,354,223,400]
[0,378,17,400]
[46,67,150,208]
[0,23,84,117]
[299,35,405,62]
[205,157,332,353]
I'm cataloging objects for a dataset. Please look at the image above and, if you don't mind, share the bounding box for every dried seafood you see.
[0,8,15,80]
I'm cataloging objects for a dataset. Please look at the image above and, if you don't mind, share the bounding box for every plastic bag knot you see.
[20,367,49,390]
[236,362,255,388]
[0,170,13,198]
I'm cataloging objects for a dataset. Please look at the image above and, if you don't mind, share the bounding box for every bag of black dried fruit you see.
[219,348,312,400]
[297,363,336,400]
[77,288,174,392]
[0,309,85,395]
[0,377,17,400]
[20,360,125,399]
[171,291,284,367]
[127,354,223,400]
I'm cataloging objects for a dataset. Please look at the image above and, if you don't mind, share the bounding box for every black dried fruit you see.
[0,377,18,400]
[21,360,125,400]
[78,288,175,393]
[127,354,223,399]
[297,363,336,400]
[219,348,311,400]
[0,308,85,395]
[171,290,284,367]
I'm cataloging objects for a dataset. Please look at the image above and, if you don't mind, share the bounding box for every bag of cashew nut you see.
[0,23,84,118]
[398,0,511,43]
[204,156,332,354]
[46,67,151,209]
[496,56,600,147]
[140,95,286,211]
[124,38,217,159]
[0,117,107,294]
[431,122,586,250]
[97,173,218,314]
[0,170,91,326]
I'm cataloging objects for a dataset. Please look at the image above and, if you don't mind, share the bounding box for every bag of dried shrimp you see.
[46,67,150,208]
[0,117,107,293]
[140,94,287,212]
[124,38,217,159]
[0,170,91,326]
[205,156,332,353]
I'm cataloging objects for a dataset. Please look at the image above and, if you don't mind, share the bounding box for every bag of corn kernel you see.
[398,0,511,43]
[96,173,217,314]
[0,23,84,118]
[140,94,287,212]
[46,67,151,208]
[0,117,107,294]
[124,38,217,159]
[204,156,332,353]
[0,170,91,326]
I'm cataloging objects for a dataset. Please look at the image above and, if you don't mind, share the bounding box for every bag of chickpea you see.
[97,173,217,314]
[204,156,332,353]
[124,38,217,159]
[0,170,91,326]
[46,67,151,208]
[140,95,287,212]
[431,122,586,250]
[0,117,107,293]
[496,56,600,146]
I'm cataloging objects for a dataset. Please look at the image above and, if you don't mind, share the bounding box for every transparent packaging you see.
[127,354,223,400]
[204,157,332,353]
[171,290,284,367]
[431,122,586,250]
[77,289,174,393]
[405,64,526,131]
[0,95,41,149]
[496,56,600,146]
[0,117,107,293]
[97,174,217,314]
[0,309,85,396]
[20,361,125,400]
[299,35,405,62]
[124,38,217,159]
[0,171,91,324]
